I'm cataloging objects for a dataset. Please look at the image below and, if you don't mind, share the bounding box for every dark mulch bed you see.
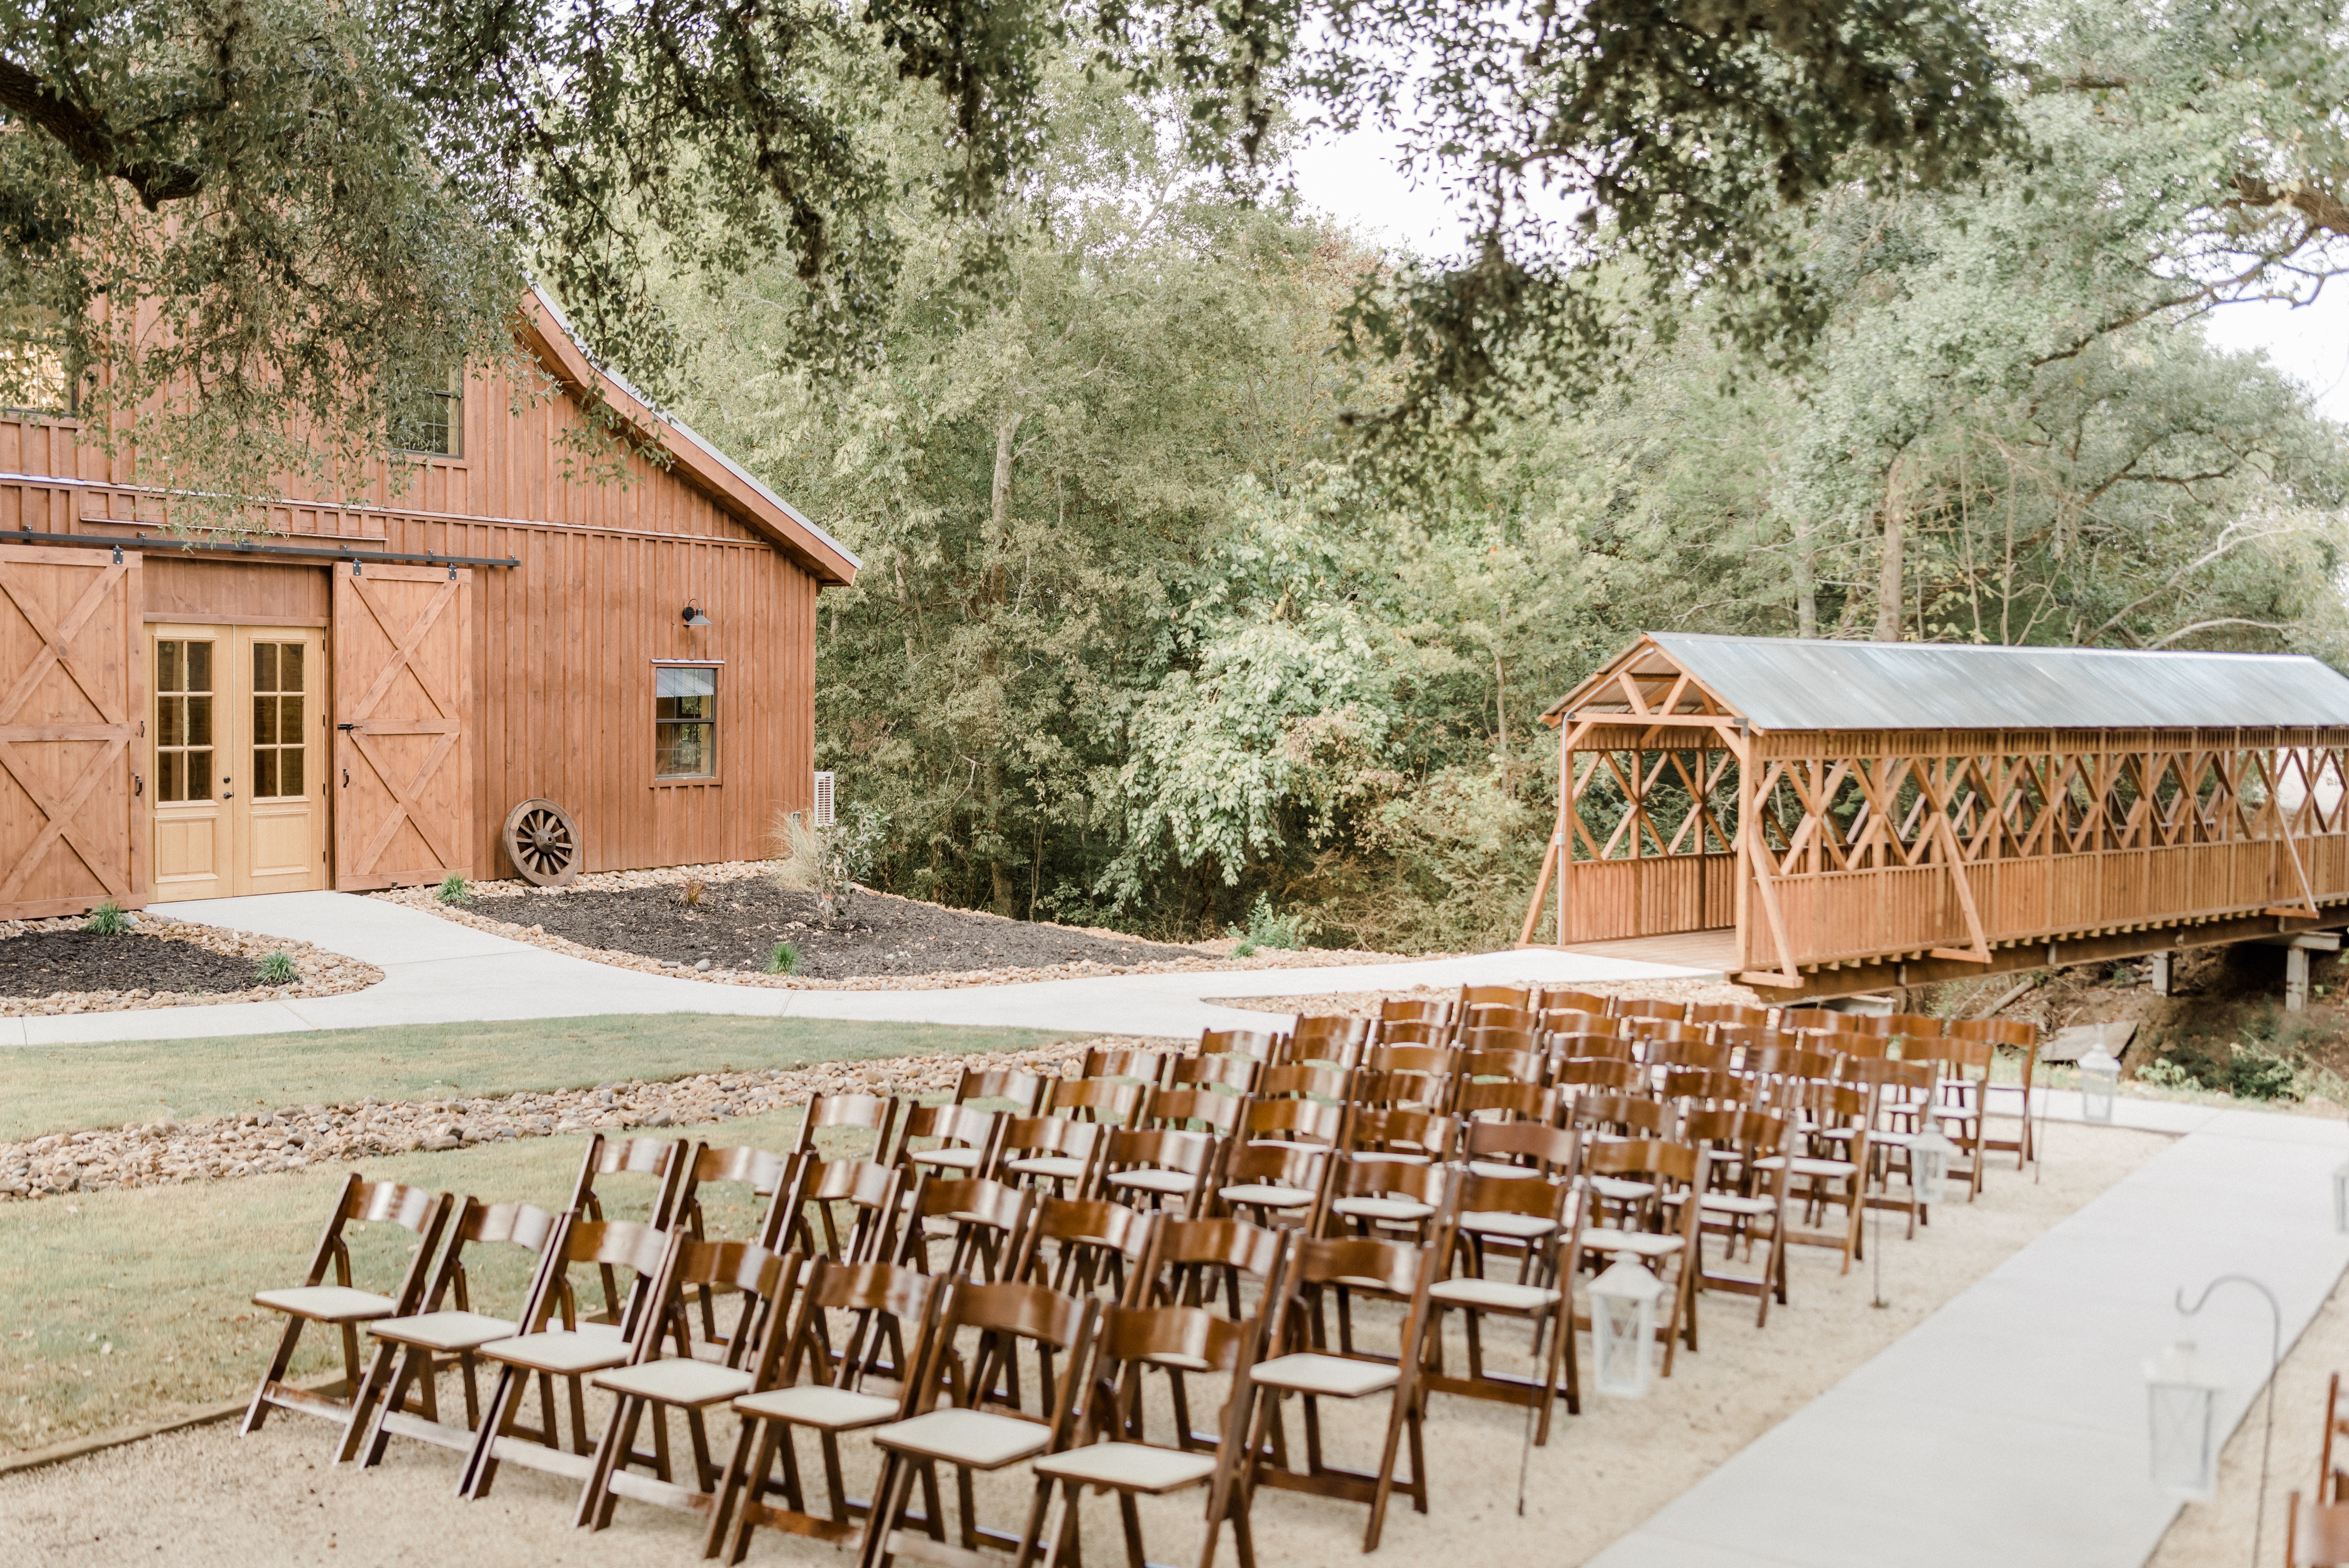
[0,930,260,997]
[474,881,1202,980]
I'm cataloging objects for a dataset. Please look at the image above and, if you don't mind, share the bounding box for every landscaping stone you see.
[0,1034,1175,1203]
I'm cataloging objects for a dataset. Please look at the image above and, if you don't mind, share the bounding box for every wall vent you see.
[813,771,836,827]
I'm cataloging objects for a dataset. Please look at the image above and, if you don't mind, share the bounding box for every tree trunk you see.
[1792,526,1820,638]
[991,412,1024,549]
[1875,458,1908,642]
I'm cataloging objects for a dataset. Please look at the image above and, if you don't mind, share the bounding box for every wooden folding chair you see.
[1754,1082,1871,1272]
[1077,1044,1170,1086]
[1320,1155,1449,1247]
[1165,1052,1264,1097]
[1948,1016,2039,1167]
[1460,1046,1547,1087]
[1285,1015,1371,1068]
[1235,1096,1344,1158]
[898,1176,1033,1284]
[895,1103,1005,1181]
[458,1217,674,1499]
[670,1144,798,1353]
[1454,1080,1555,1128]
[1251,1061,1353,1108]
[1538,1010,1615,1040]
[777,1155,906,1265]
[1838,1057,1936,1238]
[2291,1491,2349,1566]
[569,1132,694,1229]
[1210,1142,1330,1229]
[1141,1086,1245,1139]
[792,1092,905,1161]
[857,1282,1100,1568]
[1049,1077,1145,1130]
[1534,987,1613,1017]
[1371,1017,1448,1046]
[1016,1303,1267,1568]
[1556,1056,1641,1097]
[1100,1128,1222,1216]
[996,1114,1105,1199]
[1453,984,1532,1039]
[1671,1109,1793,1327]
[1011,1196,1157,1302]
[1128,1220,1288,1452]
[1375,997,1451,1036]
[1355,1063,1454,1114]
[1920,1035,1992,1199]
[1199,1028,1280,1062]
[576,1237,802,1531]
[1239,1237,1434,1552]
[1689,1001,1771,1033]
[709,1261,944,1561]
[1549,1030,1634,1064]
[344,1197,564,1466]
[1614,997,1688,1024]
[1457,1023,1541,1056]
[1340,1105,1454,1168]
[242,1175,451,1444]
[957,1066,1053,1117]
[1424,1169,1581,1440]
[1566,1139,1707,1374]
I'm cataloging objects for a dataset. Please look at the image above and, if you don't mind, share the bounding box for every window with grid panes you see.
[251,642,307,797]
[155,640,215,801]
[655,666,716,777]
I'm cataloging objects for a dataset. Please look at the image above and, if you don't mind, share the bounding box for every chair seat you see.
[593,1357,756,1407]
[1033,1441,1217,1495]
[734,1385,901,1430]
[1331,1197,1433,1223]
[870,1408,1052,1470]
[911,1147,987,1170]
[1586,1176,1658,1202]
[1346,1151,1432,1166]
[1429,1277,1559,1313]
[1218,1183,1314,1210]
[1460,1211,1556,1240]
[1755,1155,1858,1179]
[1105,1168,1199,1196]
[253,1285,400,1324]
[1007,1155,1086,1182]
[1250,1353,1400,1399]
[1697,1192,1777,1217]
[1467,1160,1545,1181]
[1578,1226,1683,1258]
[475,1329,633,1376]
[1247,1138,1330,1156]
[367,1310,519,1352]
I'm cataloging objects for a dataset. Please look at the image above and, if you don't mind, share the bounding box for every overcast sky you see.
[1284,125,2349,424]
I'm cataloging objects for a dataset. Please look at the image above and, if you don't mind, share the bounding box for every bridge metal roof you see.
[1546,633,2349,732]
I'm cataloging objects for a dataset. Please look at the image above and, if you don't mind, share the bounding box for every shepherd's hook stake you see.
[2175,1274,2282,1568]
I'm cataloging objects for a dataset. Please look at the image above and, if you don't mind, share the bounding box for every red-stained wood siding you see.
[0,379,823,891]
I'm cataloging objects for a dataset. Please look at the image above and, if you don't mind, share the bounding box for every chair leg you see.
[240,1314,308,1434]
[334,1338,402,1464]
[1012,1473,1059,1568]
[703,1417,761,1562]
[576,1392,642,1529]
[459,1365,529,1499]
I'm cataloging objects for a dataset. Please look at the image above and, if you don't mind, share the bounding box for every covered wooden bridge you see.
[1520,633,2349,999]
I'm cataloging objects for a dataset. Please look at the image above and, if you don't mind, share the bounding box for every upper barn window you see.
[655,665,717,778]
[0,306,75,417]
[390,365,463,457]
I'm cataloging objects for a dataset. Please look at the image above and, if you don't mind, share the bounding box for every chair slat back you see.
[1048,1078,1145,1126]
[1166,1053,1263,1095]
[1199,1029,1280,1062]
[955,1067,1050,1115]
[1143,1086,1245,1135]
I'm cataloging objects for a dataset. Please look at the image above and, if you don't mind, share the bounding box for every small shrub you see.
[1229,894,1310,952]
[256,951,299,985]
[766,941,800,976]
[85,902,128,935]
[2227,1043,2301,1102]
[772,800,888,928]
[681,878,706,907]
[2138,1058,2200,1091]
[435,873,471,905]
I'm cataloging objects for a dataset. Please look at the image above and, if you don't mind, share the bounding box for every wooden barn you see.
[0,288,858,918]
[1521,633,2349,999]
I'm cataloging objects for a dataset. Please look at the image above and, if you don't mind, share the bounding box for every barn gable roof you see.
[519,287,860,586]
[1542,632,2349,732]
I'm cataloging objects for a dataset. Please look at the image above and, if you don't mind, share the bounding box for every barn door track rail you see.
[8,528,518,570]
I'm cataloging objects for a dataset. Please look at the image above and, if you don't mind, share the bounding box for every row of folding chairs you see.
[241,1118,1694,1561]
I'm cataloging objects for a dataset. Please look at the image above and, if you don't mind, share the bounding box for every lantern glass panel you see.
[2080,1048,2120,1125]
[2144,1339,2222,1503]
[1590,1261,1663,1399]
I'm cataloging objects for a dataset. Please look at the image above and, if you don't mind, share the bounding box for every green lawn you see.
[0,1012,1075,1454]
[2,1013,1064,1143]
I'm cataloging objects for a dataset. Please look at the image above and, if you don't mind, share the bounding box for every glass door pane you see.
[155,639,215,802]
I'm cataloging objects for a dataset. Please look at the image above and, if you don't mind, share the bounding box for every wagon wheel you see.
[503,798,582,887]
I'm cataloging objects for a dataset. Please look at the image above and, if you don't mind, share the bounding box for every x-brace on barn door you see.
[333,561,472,890]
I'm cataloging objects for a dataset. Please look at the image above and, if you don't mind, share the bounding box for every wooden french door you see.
[332,562,472,890]
[149,624,327,900]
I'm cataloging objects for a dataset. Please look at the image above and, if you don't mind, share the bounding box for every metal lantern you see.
[2079,1045,2121,1124]
[1590,1259,1666,1399]
[2332,1158,2349,1235]
[1911,1115,1957,1208]
[2144,1338,2225,1502]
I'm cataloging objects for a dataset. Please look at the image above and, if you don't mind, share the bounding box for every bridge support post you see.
[2149,951,2170,997]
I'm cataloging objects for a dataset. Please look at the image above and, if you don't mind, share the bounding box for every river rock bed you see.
[0,1034,1179,1201]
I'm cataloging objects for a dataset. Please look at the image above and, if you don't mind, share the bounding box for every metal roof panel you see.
[1626,634,2349,731]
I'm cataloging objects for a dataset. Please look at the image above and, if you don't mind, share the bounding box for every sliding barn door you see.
[332,562,473,889]
[0,543,144,917]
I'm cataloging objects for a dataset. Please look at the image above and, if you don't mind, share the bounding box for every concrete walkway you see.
[1591,1101,2349,1568]
[0,891,1720,1046]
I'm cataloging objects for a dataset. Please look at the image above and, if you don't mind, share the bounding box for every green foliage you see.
[766,941,801,977]
[83,902,127,936]
[1230,895,1311,953]
[435,874,471,906]
[255,951,299,986]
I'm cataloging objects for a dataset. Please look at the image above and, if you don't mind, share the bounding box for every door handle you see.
[222,776,233,799]
[342,768,349,788]
[133,774,142,798]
